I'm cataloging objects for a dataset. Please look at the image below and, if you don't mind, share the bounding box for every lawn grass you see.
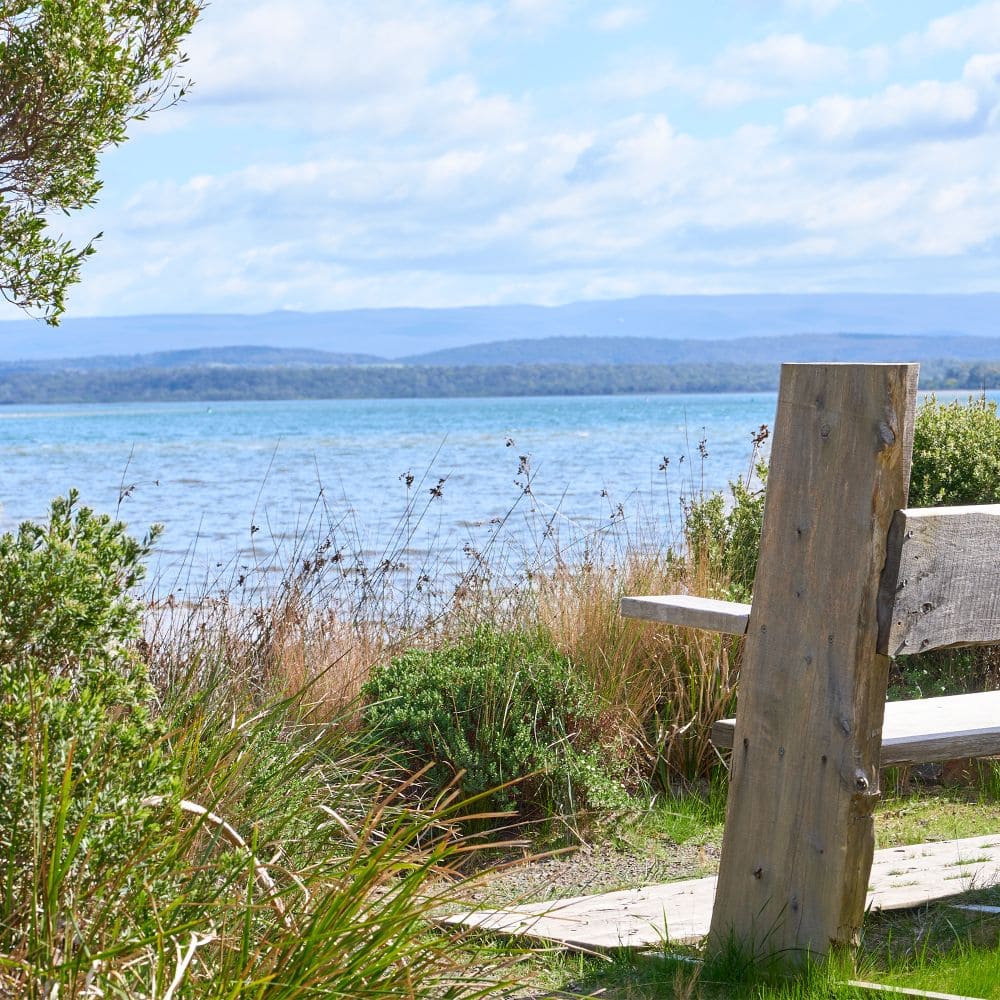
[877,765,1000,849]
[509,905,1000,998]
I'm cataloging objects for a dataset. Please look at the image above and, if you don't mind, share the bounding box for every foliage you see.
[908,393,1000,508]
[362,628,629,818]
[684,393,999,618]
[0,361,784,403]
[888,645,1000,700]
[0,0,202,322]
[0,492,175,973]
[890,394,1000,699]
[0,358,996,406]
[0,496,518,996]
[674,393,1000,751]
[683,461,767,603]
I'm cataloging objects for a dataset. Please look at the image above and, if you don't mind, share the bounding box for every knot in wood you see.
[854,770,869,792]
[878,420,896,448]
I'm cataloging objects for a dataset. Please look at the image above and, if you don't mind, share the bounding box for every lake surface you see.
[1,391,993,595]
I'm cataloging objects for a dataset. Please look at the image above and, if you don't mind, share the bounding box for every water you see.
[0,391,992,594]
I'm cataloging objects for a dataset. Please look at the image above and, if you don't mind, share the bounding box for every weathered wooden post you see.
[707,363,918,960]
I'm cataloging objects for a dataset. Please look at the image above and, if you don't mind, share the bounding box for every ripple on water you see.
[4,391,916,590]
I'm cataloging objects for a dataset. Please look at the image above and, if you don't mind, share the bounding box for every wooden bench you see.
[622,585,1000,766]
[620,364,1000,966]
[711,690,1000,765]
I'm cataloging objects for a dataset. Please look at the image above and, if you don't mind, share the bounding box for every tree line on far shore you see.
[2,359,998,404]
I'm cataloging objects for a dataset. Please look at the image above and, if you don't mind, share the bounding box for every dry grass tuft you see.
[531,545,742,786]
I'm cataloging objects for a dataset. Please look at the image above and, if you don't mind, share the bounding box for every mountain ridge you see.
[2,292,998,361]
[6,331,1000,375]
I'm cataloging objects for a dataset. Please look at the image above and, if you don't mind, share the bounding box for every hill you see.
[6,331,1000,376]
[402,333,1000,367]
[1,293,998,361]
[0,345,383,374]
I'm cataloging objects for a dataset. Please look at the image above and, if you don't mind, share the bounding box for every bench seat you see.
[711,690,1000,765]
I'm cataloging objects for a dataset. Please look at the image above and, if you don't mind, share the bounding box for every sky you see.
[13,0,1000,319]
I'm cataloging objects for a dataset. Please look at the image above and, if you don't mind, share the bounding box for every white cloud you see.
[907,2,1000,54]
[192,2,488,98]
[34,1,1000,318]
[591,5,648,32]
[717,33,851,84]
[64,83,1000,318]
[785,54,1000,146]
[785,0,863,16]
[598,34,881,109]
[503,0,570,29]
[186,0,503,137]
[597,58,687,101]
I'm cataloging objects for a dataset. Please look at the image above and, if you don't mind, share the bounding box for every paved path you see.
[443,834,1000,952]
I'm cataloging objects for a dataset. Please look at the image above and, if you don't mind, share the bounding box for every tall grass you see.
[530,545,741,787]
[147,443,752,794]
[2,644,524,997]
[0,496,523,998]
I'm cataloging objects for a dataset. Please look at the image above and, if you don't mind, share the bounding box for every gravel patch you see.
[451,840,721,911]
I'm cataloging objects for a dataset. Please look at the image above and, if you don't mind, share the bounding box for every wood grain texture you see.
[711,690,1000,765]
[619,594,751,634]
[707,363,919,963]
[843,981,983,1000]
[878,505,1000,656]
[442,834,1000,953]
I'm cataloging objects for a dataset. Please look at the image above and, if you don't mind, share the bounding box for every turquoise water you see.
[1,391,993,593]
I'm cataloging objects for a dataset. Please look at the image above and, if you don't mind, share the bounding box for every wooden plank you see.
[844,981,984,1000]
[619,594,751,634]
[443,870,718,951]
[708,363,919,963]
[878,505,1000,657]
[441,834,1000,953]
[711,691,1000,765]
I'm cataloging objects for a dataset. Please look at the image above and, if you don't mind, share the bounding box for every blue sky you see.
[16,0,1000,318]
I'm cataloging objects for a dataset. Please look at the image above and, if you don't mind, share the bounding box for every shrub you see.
[674,395,1000,719]
[362,628,629,819]
[0,492,180,984]
[695,397,1000,701]
[683,460,766,602]
[908,394,1000,508]
[689,394,1000,607]
[0,498,522,996]
[531,547,741,787]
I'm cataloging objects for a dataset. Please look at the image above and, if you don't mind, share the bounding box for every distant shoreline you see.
[2,360,998,405]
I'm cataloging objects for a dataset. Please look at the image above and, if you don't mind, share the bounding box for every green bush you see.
[684,461,767,601]
[362,628,628,819]
[0,494,521,996]
[691,395,999,603]
[0,492,175,935]
[908,394,1000,508]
